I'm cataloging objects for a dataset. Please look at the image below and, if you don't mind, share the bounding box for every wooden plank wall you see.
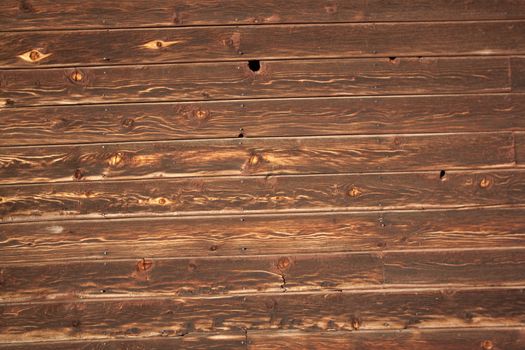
[1,1,525,348]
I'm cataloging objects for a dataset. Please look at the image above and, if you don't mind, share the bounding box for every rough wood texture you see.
[1,1,524,347]
[1,94,525,146]
[247,329,525,350]
[2,0,525,30]
[0,57,510,107]
[1,328,523,350]
[0,132,515,184]
[1,170,524,223]
[1,288,524,343]
[2,208,525,263]
[2,249,525,303]
[2,21,525,67]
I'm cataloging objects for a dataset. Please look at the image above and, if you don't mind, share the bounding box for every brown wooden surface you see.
[3,0,525,30]
[1,288,524,343]
[1,1,525,348]
[1,94,525,146]
[2,21,525,67]
[2,170,524,223]
[0,132,515,184]
[0,57,510,107]
[1,207,525,263]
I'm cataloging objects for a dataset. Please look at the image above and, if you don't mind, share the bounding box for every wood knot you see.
[71,70,83,82]
[18,49,52,63]
[108,152,124,166]
[188,262,197,272]
[325,4,337,14]
[121,118,135,129]
[209,245,218,251]
[248,154,262,166]
[351,317,361,330]
[479,178,492,189]
[73,168,84,180]
[136,258,153,271]
[348,187,362,197]
[276,257,291,271]
[193,108,210,121]
[141,40,181,49]
[482,340,493,350]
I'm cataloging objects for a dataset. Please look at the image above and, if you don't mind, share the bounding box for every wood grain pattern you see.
[0,332,246,349]
[1,94,525,146]
[1,170,524,223]
[2,249,524,303]
[1,288,524,342]
[0,132,515,184]
[2,207,525,263]
[247,328,525,350]
[0,57,510,107]
[2,0,525,30]
[2,21,525,67]
[516,132,525,166]
[1,328,523,350]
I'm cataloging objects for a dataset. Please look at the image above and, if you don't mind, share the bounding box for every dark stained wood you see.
[1,170,524,223]
[2,0,525,30]
[0,289,524,342]
[2,208,525,263]
[516,132,525,166]
[0,132,515,184]
[0,332,246,349]
[0,57,510,107]
[511,57,525,92]
[2,94,525,146]
[247,328,525,350]
[2,21,525,67]
[2,249,525,303]
[384,249,525,286]
[1,328,523,350]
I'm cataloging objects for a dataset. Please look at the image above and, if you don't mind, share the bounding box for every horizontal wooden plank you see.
[2,249,524,303]
[3,0,525,30]
[516,132,525,166]
[0,288,524,342]
[2,94,525,146]
[512,57,525,92]
[384,249,525,286]
[2,207,525,263]
[2,21,525,67]
[0,133,515,184]
[0,332,246,349]
[1,328,523,350]
[1,170,524,223]
[248,328,525,350]
[0,57,510,107]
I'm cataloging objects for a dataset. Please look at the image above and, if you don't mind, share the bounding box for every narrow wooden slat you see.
[1,170,524,223]
[1,328,523,350]
[511,57,525,92]
[0,289,524,342]
[384,249,525,286]
[0,133,514,184]
[247,328,525,350]
[3,249,525,303]
[516,132,525,166]
[2,22,525,67]
[0,253,382,302]
[2,94,525,146]
[2,208,525,263]
[0,332,246,349]
[2,0,525,30]
[0,57,510,107]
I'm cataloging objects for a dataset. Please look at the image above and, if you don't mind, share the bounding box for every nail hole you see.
[248,60,261,72]
[439,170,446,180]
[238,128,244,138]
